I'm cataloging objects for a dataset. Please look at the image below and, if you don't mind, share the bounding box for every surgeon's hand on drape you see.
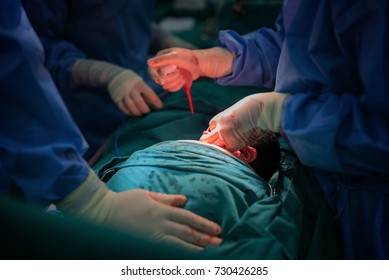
[147,47,235,92]
[200,92,290,152]
[57,170,222,251]
[72,59,163,116]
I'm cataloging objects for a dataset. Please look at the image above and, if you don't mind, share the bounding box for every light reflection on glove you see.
[57,170,222,251]
[200,92,290,152]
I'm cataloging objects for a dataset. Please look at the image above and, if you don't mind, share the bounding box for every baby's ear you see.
[239,146,257,163]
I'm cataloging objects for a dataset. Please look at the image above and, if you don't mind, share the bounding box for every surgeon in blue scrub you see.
[0,0,221,251]
[148,0,389,259]
[20,0,196,161]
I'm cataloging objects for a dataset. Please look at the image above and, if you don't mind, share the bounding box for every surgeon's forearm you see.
[192,47,235,78]
[72,59,124,87]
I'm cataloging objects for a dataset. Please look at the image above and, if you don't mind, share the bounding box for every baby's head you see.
[201,129,281,181]
[245,132,281,181]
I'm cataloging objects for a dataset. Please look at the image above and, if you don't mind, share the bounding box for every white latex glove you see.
[57,170,222,251]
[72,59,163,117]
[200,92,290,152]
[107,70,163,116]
[147,47,235,92]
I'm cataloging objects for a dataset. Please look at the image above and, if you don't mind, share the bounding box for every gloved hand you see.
[72,59,163,116]
[147,47,235,92]
[107,70,163,116]
[200,92,290,152]
[57,170,222,251]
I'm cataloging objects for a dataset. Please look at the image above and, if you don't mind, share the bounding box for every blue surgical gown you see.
[216,0,389,259]
[21,0,158,160]
[0,0,90,204]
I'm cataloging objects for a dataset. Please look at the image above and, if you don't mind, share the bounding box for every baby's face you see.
[200,124,227,149]
[200,130,256,164]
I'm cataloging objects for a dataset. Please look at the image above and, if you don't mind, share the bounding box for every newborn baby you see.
[101,133,281,239]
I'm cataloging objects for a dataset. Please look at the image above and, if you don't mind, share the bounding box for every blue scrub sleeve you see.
[21,0,85,92]
[0,1,90,203]
[281,1,389,175]
[214,8,284,89]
